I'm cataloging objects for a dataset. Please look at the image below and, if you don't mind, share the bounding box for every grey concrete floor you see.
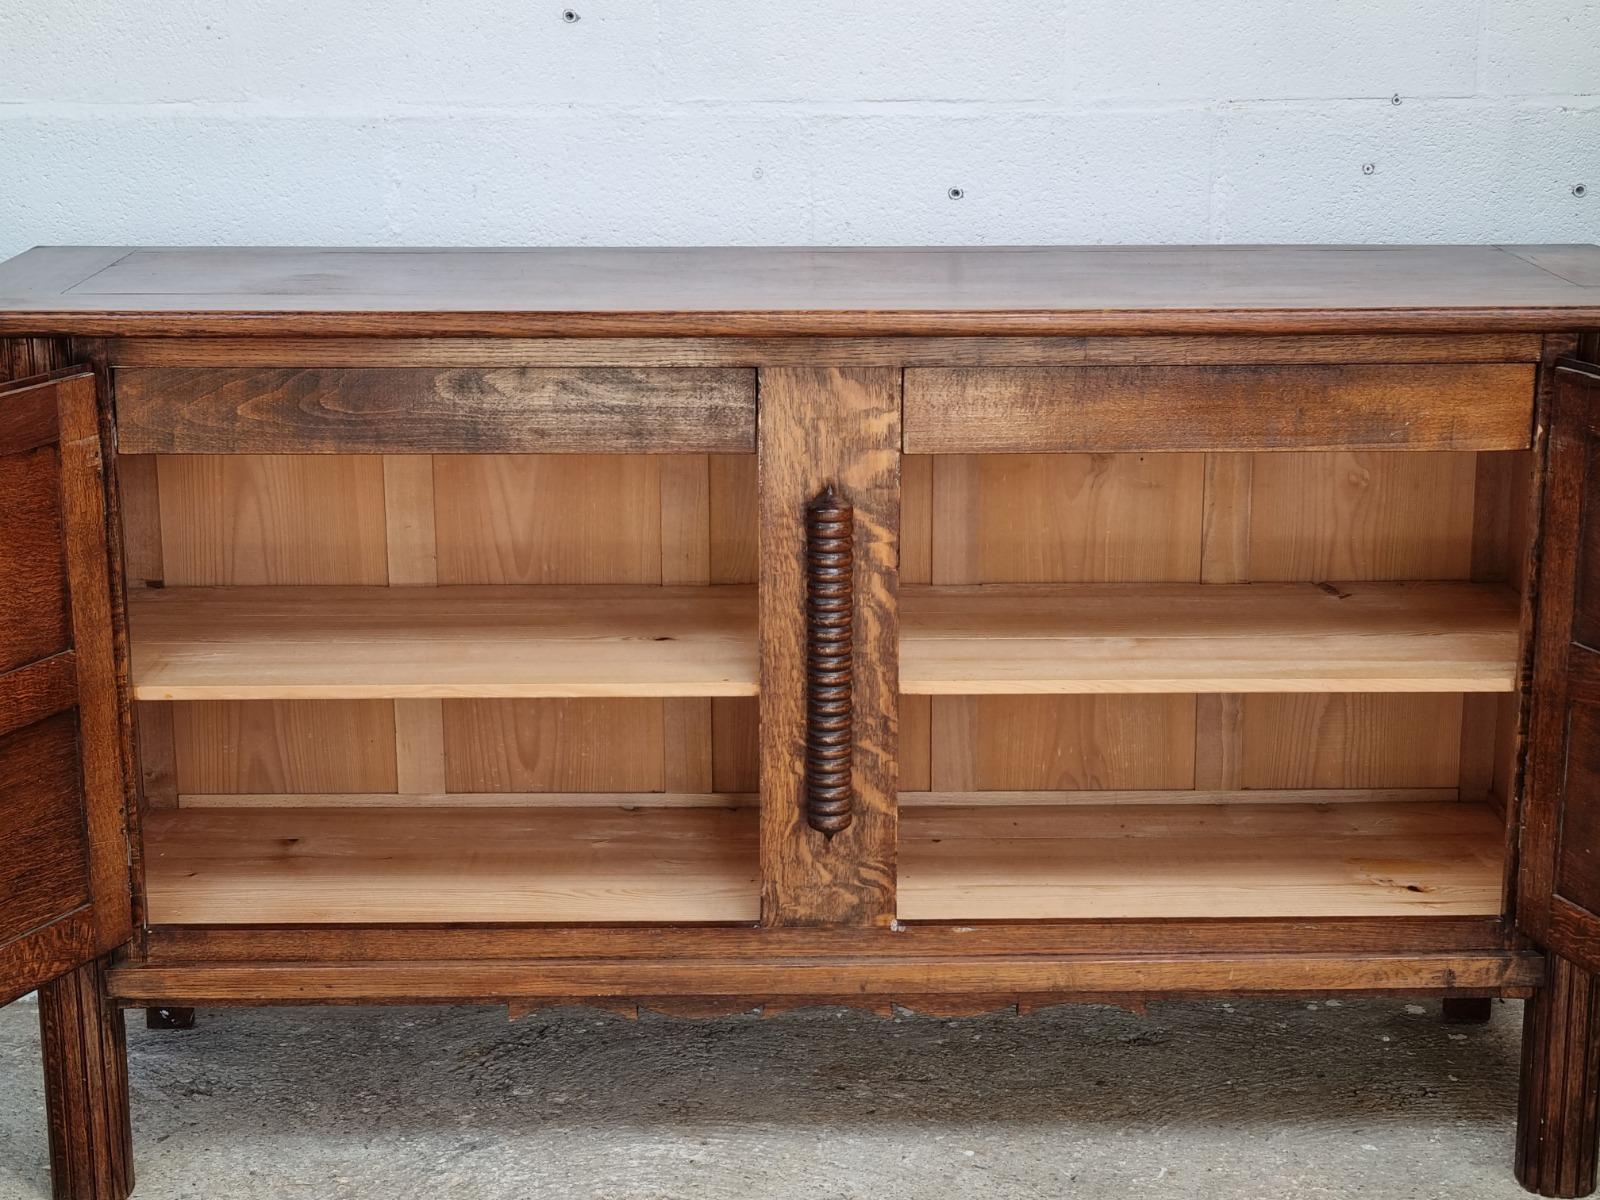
[0,997,1537,1200]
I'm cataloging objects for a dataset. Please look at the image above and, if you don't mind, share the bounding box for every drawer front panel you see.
[115,366,757,454]
[903,364,1536,453]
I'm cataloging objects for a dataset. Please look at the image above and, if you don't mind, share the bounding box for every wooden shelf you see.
[897,799,1505,921]
[129,585,757,700]
[900,581,1520,694]
[143,796,1502,926]
[144,806,759,925]
[129,580,1518,701]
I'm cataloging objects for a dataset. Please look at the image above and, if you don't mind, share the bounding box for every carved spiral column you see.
[804,486,854,837]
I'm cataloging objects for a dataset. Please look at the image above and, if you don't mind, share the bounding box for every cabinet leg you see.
[1518,954,1600,1197]
[37,958,134,1200]
[144,1006,195,1031]
[1443,996,1494,1024]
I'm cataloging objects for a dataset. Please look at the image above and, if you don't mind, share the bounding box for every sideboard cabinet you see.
[3,245,1600,1197]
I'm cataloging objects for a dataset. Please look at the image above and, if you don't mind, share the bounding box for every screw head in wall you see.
[1362,163,1376,175]
[1576,184,1589,198]
[947,187,965,200]
[1391,93,1402,105]
[562,8,579,22]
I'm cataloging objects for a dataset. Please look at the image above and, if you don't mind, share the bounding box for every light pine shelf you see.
[897,799,1505,921]
[900,581,1520,694]
[143,806,761,925]
[128,585,758,700]
[128,580,1519,701]
[143,797,1503,926]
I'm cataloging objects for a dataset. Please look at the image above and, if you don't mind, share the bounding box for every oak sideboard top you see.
[0,244,1598,338]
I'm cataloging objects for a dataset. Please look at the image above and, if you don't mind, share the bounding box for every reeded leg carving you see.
[1519,954,1600,1197]
[38,958,133,1200]
[1443,997,1494,1024]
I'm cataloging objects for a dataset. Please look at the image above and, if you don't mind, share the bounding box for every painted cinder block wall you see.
[0,1,1596,262]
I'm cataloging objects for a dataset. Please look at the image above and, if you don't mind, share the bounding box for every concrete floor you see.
[0,997,1538,1200]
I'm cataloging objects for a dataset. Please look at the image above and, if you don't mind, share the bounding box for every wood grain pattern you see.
[37,957,133,1200]
[925,450,1205,794]
[898,800,1504,920]
[171,700,397,795]
[144,807,759,924]
[442,699,666,793]
[434,454,663,584]
[898,456,934,792]
[901,582,1518,694]
[759,367,899,926]
[101,947,1543,1006]
[179,791,756,809]
[0,445,69,674]
[0,366,133,1011]
[947,695,1196,791]
[129,586,758,700]
[1247,451,1479,581]
[134,911,1513,963]
[1517,954,1600,1197]
[105,333,1546,369]
[1519,360,1600,966]
[116,367,756,454]
[974,453,1205,582]
[137,799,1500,927]
[113,455,162,588]
[157,453,390,586]
[0,714,92,945]
[1240,694,1464,789]
[905,365,1536,453]
[382,454,446,794]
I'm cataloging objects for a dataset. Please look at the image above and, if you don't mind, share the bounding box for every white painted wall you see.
[1,1,1596,262]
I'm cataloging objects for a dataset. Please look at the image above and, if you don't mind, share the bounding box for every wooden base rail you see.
[104,949,1544,1007]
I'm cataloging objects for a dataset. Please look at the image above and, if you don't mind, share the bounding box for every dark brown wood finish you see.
[1443,996,1495,1024]
[804,486,855,837]
[1519,360,1600,966]
[904,364,1536,453]
[1519,954,1600,1197]
[133,916,1520,963]
[104,948,1541,1007]
[143,1006,195,1031]
[38,958,133,1200]
[759,367,899,926]
[115,366,755,454]
[4,245,1600,336]
[2,247,1599,1199]
[102,333,1545,368]
[0,361,131,1007]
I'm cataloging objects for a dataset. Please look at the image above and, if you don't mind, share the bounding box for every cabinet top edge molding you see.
[1,245,1598,337]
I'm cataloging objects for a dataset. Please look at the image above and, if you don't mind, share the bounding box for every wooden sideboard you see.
[3,244,1600,1198]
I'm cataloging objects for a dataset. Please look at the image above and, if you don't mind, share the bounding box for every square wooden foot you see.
[38,958,133,1200]
[144,1006,195,1031]
[1518,955,1600,1197]
[1443,996,1494,1024]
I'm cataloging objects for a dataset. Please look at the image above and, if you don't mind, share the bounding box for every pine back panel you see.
[903,449,1495,798]
[127,452,758,804]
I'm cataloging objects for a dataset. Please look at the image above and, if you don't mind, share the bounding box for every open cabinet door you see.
[1521,359,1600,968]
[0,366,132,1007]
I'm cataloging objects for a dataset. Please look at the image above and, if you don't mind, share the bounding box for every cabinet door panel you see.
[0,368,132,1006]
[1521,361,1600,967]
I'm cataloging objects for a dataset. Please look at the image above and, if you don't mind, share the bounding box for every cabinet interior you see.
[121,444,1530,926]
